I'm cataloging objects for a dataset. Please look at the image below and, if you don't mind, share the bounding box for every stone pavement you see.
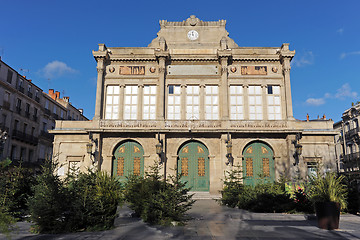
[2,199,360,240]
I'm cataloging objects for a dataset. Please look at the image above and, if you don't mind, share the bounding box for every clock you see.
[187,30,199,40]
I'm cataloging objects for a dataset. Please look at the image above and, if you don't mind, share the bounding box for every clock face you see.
[187,30,199,40]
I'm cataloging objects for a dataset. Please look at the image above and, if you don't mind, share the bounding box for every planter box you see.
[315,201,340,230]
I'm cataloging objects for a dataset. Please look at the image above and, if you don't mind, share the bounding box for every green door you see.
[242,142,274,186]
[178,142,209,191]
[113,141,144,182]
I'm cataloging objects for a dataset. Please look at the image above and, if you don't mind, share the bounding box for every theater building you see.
[52,16,337,193]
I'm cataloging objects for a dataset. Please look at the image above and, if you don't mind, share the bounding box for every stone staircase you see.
[189,191,221,200]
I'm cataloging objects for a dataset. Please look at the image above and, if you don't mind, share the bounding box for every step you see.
[189,191,221,200]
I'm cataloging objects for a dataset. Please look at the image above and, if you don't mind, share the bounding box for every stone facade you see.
[334,103,360,175]
[52,16,337,193]
[0,59,87,166]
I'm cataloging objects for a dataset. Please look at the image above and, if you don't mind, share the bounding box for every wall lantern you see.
[292,132,303,166]
[156,133,164,164]
[0,130,8,158]
[225,133,234,166]
[87,132,98,164]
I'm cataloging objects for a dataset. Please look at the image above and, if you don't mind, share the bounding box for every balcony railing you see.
[27,91,33,98]
[44,108,51,116]
[342,152,360,163]
[345,127,360,140]
[11,130,38,145]
[18,86,24,93]
[2,101,10,110]
[52,113,59,120]
[35,96,40,102]
[40,130,54,141]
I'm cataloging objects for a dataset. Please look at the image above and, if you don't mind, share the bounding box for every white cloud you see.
[292,51,314,67]
[334,83,358,99]
[306,98,325,106]
[336,28,344,35]
[340,51,360,59]
[40,60,77,79]
[305,83,358,106]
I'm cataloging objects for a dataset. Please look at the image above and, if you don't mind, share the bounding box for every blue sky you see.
[1,0,359,122]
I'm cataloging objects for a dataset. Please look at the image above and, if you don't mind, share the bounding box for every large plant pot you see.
[315,201,340,230]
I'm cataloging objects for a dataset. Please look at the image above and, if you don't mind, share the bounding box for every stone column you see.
[138,84,144,120]
[181,84,186,120]
[262,84,268,120]
[282,61,294,120]
[157,57,166,120]
[280,83,286,120]
[200,84,205,120]
[243,84,249,120]
[94,58,105,120]
[119,84,125,120]
[220,57,229,120]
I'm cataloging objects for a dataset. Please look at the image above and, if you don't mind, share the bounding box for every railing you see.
[40,130,54,141]
[44,108,51,116]
[345,127,359,140]
[2,101,10,110]
[27,91,33,98]
[11,130,38,145]
[342,152,360,163]
[18,86,24,93]
[35,96,40,102]
[52,113,59,120]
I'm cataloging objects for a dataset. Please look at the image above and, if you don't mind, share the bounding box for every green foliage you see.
[220,166,314,213]
[124,163,195,225]
[219,165,243,208]
[28,160,123,233]
[28,160,69,233]
[65,169,123,231]
[343,175,360,214]
[309,172,348,210]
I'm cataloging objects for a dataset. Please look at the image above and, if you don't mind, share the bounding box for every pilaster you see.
[262,84,268,120]
[220,57,229,120]
[94,59,105,120]
[243,84,249,120]
[138,84,144,120]
[156,56,167,120]
[200,83,205,120]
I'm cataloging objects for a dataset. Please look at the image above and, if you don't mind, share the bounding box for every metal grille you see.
[198,157,205,176]
[117,157,124,176]
[246,158,253,177]
[133,157,141,176]
[262,158,270,177]
[181,158,188,176]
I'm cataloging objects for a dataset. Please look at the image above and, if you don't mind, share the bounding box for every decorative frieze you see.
[230,121,287,128]
[119,66,145,75]
[241,66,267,75]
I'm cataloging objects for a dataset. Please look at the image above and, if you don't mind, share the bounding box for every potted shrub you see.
[309,172,347,230]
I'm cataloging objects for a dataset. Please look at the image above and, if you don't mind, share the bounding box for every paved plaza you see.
[2,200,360,240]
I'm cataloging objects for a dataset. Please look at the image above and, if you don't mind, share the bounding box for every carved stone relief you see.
[241,66,267,75]
[119,66,145,75]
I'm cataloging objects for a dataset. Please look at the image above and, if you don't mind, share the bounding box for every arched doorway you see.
[112,141,144,181]
[242,141,275,186]
[178,141,209,191]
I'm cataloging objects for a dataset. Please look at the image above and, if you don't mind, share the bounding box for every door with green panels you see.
[178,141,209,191]
[113,141,144,182]
[242,142,274,186]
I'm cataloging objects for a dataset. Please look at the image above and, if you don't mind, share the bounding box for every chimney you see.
[28,79,32,82]
[63,96,70,102]
[48,89,56,100]
[323,114,326,120]
[306,113,309,122]
[55,91,60,99]
[79,109,83,114]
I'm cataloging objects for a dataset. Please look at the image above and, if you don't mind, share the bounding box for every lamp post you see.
[292,132,303,166]
[0,130,8,160]
[225,133,234,166]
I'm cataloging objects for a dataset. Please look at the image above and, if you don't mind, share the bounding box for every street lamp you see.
[225,133,234,166]
[292,132,303,166]
[156,133,164,164]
